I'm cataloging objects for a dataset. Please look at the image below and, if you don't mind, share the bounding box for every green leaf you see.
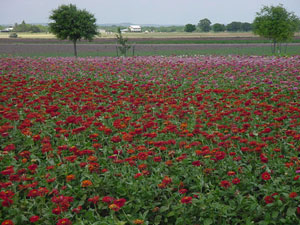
[286,207,295,217]
[166,211,175,217]
[160,206,169,213]
[204,218,213,225]
[116,221,126,225]
[154,215,162,225]
[272,211,279,219]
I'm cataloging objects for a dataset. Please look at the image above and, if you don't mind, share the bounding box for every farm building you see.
[1,26,13,32]
[129,25,141,32]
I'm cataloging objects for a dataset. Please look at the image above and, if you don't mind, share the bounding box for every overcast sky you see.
[1,0,299,25]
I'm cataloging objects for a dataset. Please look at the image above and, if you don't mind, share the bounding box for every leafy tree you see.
[14,21,31,32]
[253,4,299,53]
[212,23,226,32]
[49,4,98,57]
[30,26,41,33]
[13,21,48,33]
[198,18,211,32]
[226,22,242,32]
[184,24,196,32]
[241,22,252,32]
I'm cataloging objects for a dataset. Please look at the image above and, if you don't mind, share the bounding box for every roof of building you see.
[129,25,141,28]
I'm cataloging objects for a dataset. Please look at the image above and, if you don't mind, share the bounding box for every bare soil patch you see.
[1,38,299,55]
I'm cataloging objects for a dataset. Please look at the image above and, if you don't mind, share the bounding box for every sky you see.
[0,0,299,25]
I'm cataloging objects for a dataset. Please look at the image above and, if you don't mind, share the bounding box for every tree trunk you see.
[73,40,77,57]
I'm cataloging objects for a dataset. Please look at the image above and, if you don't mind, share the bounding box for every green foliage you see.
[212,23,226,32]
[13,21,48,33]
[241,22,252,32]
[147,26,185,32]
[184,24,196,32]
[115,28,131,56]
[198,18,211,32]
[253,4,299,53]
[49,4,98,57]
[226,22,242,32]
[226,22,253,32]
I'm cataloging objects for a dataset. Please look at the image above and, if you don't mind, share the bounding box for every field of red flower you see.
[1,56,300,225]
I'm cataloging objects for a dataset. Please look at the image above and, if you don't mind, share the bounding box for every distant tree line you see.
[184,19,254,32]
[98,25,185,33]
[13,21,49,33]
[185,16,300,33]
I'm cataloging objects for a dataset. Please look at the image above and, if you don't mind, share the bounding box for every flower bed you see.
[1,56,300,224]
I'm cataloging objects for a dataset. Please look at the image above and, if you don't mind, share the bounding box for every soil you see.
[0,38,299,55]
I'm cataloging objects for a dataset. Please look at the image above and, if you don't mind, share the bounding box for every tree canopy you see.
[253,4,299,53]
[184,24,196,32]
[198,18,211,32]
[49,4,98,57]
[212,23,226,32]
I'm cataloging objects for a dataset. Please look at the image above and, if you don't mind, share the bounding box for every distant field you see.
[1,43,300,57]
[3,31,299,39]
[100,31,260,38]
[0,32,56,39]
[1,32,300,57]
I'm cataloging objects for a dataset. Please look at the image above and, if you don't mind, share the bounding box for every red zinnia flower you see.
[220,180,231,189]
[102,196,115,204]
[57,218,72,225]
[1,220,14,225]
[227,171,236,176]
[3,144,15,152]
[109,203,120,211]
[179,189,188,194]
[294,175,300,181]
[29,215,40,223]
[27,189,40,198]
[192,161,202,167]
[232,178,241,184]
[72,205,82,214]
[2,198,13,207]
[81,180,92,187]
[215,151,226,161]
[264,195,274,204]
[261,172,271,181]
[134,173,142,179]
[114,198,126,208]
[133,219,144,224]
[181,196,192,204]
[289,192,298,198]
[162,176,172,185]
[28,164,38,171]
[88,196,99,204]
[52,206,62,215]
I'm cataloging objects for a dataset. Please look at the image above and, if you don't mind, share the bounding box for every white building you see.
[1,26,13,32]
[129,25,141,32]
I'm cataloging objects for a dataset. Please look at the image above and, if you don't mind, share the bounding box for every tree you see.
[49,4,98,57]
[241,22,252,32]
[14,21,31,32]
[212,23,226,32]
[226,22,242,32]
[253,5,299,53]
[198,18,211,32]
[184,24,196,32]
[116,27,131,56]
